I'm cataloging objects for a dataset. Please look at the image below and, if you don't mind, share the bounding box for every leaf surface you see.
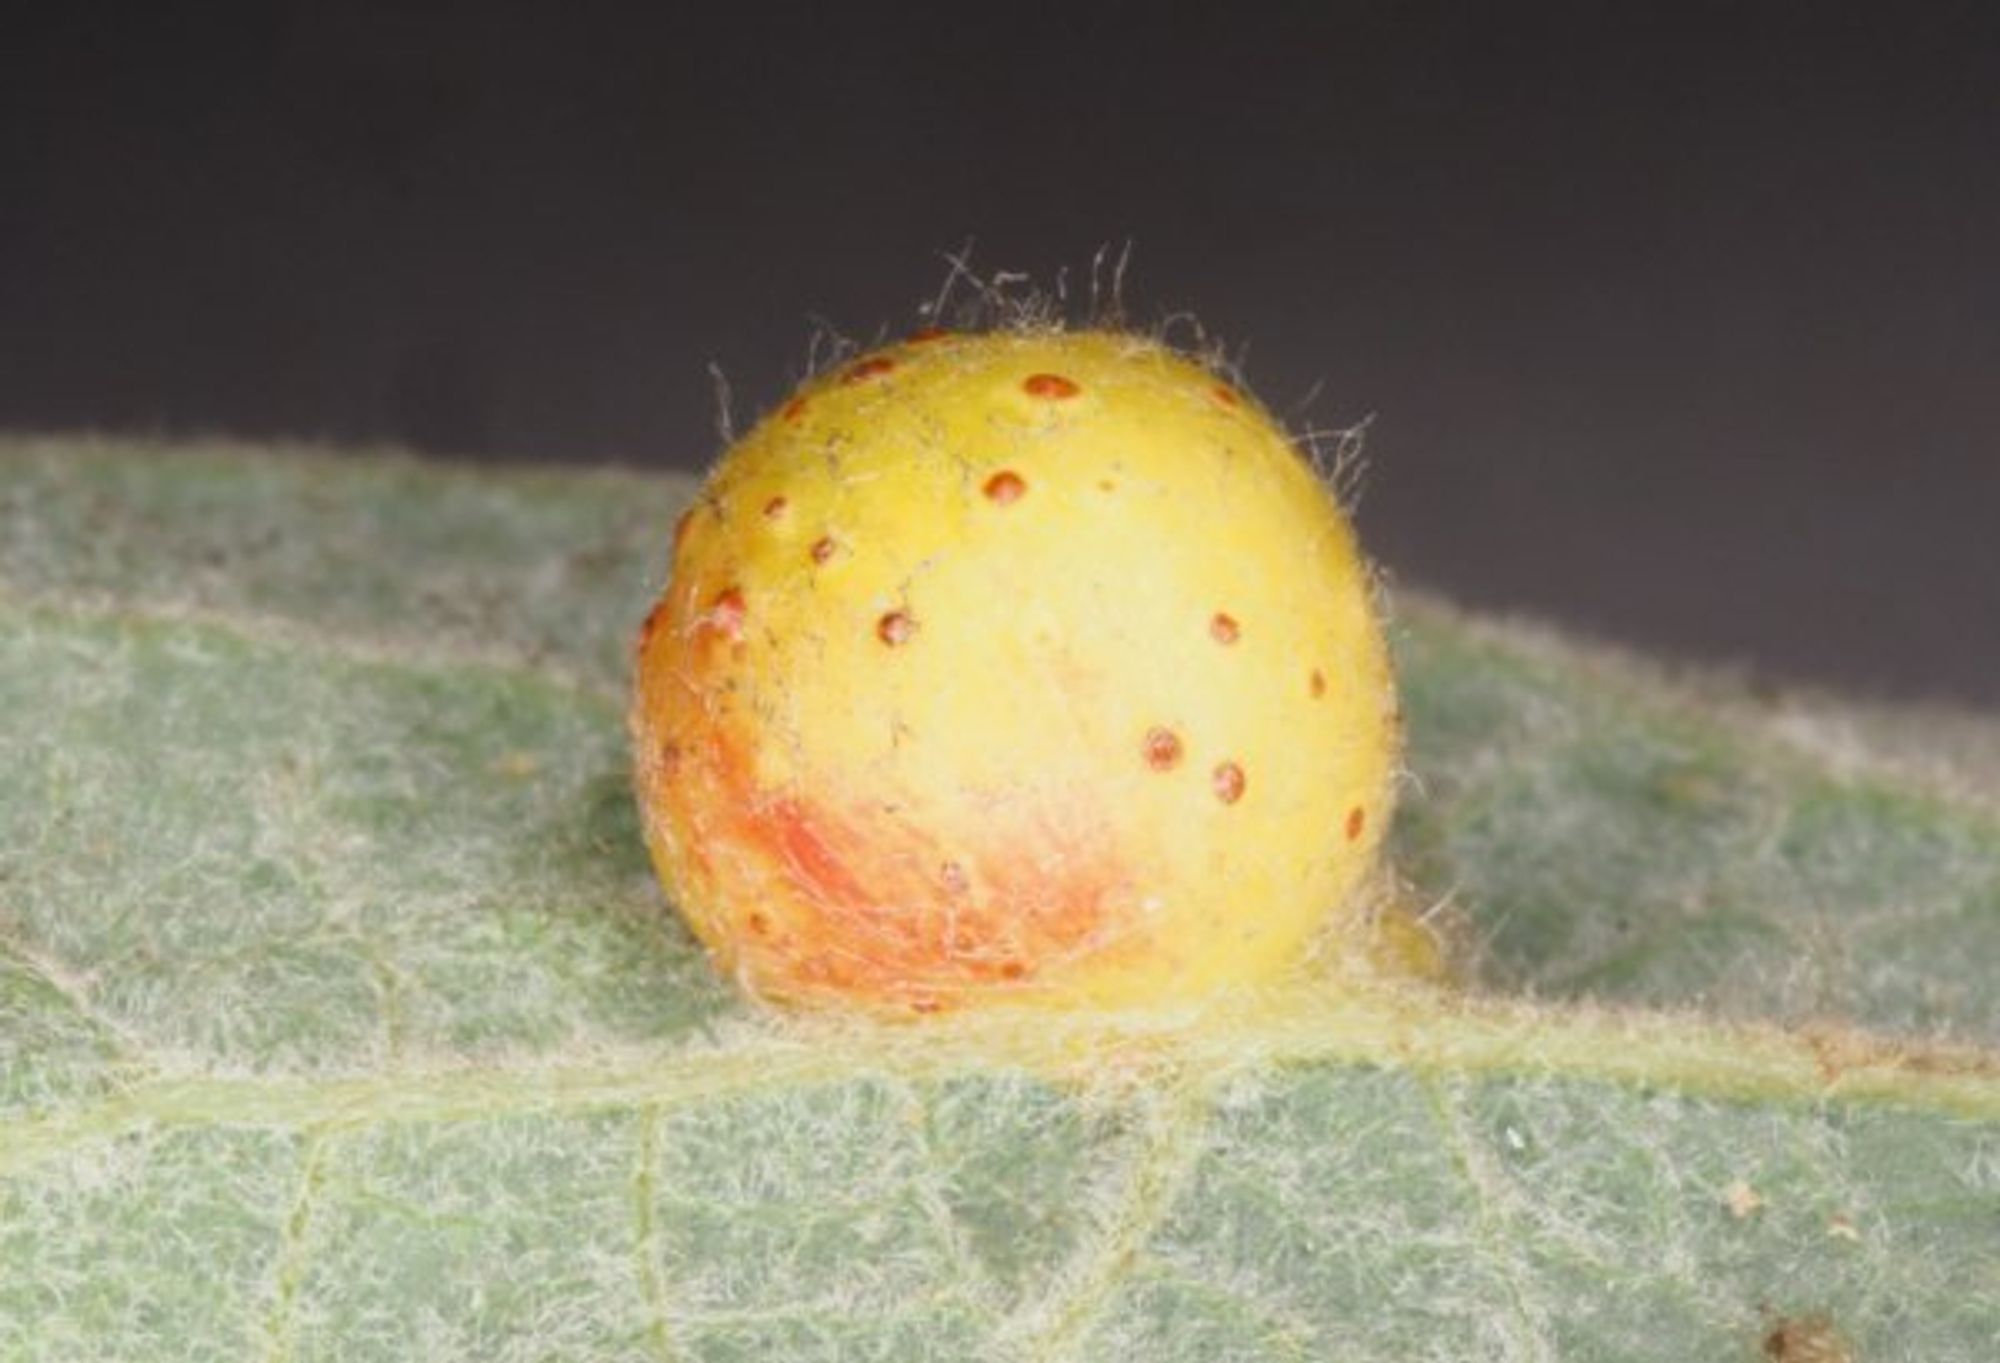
[3,436,1997,1361]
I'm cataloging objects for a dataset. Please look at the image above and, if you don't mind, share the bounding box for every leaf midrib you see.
[5,988,1997,1181]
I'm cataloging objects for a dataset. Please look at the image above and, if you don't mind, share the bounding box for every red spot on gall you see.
[1212,761,1246,805]
[638,600,668,650]
[1143,727,1183,771]
[843,355,897,384]
[707,587,746,639]
[877,610,917,646]
[983,470,1027,504]
[1023,372,1080,399]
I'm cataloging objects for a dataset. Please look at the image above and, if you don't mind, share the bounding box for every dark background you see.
[5,3,1997,706]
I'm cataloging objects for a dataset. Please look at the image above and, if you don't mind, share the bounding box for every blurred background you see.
[4,2,1996,706]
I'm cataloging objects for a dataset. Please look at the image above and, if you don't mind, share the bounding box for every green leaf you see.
[4,435,1997,1361]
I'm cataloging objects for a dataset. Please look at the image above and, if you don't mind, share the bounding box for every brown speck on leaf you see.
[490,751,539,779]
[1763,1316,1851,1363]
[1143,727,1183,771]
[1724,1180,1764,1220]
[1213,761,1246,804]
[983,470,1027,503]
[1023,372,1080,399]
[877,610,917,646]
[1210,612,1240,645]
[843,355,897,384]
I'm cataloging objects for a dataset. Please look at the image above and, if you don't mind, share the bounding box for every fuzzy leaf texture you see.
[3,437,1998,1362]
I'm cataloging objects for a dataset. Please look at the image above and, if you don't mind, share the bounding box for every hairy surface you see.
[3,437,1998,1360]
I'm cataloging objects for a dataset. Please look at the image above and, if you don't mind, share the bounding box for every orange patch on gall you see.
[675,717,1136,1009]
[781,396,808,422]
[1345,806,1366,841]
[1210,612,1240,644]
[908,325,950,343]
[762,795,878,911]
[1310,668,1327,698]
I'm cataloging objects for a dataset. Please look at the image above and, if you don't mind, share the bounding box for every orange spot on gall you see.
[763,495,789,519]
[638,600,668,650]
[781,396,808,422]
[747,911,770,936]
[1210,612,1240,645]
[983,470,1027,503]
[1143,727,1183,771]
[1023,372,1080,399]
[673,507,695,553]
[706,587,746,640]
[999,960,1028,981]
[1211,383,1241,407]
[1212,761,1246,805]
[843,355,897,384]
[877,610,917,646]
[908,325,950,343]
[1345,806,1366,841]
[659,741,682,777]
[1310,668,1327,698]
[809,535,838,565]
